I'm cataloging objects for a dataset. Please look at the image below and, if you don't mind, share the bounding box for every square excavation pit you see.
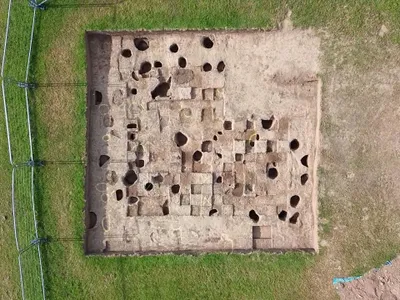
[84,29,321,254]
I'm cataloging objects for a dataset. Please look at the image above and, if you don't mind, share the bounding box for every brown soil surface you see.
[85,29,321,254]
[337,257,400,300]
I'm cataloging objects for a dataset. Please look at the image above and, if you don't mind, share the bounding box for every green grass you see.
[0,3,44,299]
[45,250,313,299]
[2,0,400,299]
[350,249,397,277]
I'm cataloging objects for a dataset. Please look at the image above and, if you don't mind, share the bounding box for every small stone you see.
[320,239,328,247]
[320,218,329,225]
[378,24,389,37]
[362,214,369,221]
[281,9,293,31]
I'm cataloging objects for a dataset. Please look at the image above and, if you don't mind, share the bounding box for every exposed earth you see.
[85,29,320,254]
[337,257,400,300]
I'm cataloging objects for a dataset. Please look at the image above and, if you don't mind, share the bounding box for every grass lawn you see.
[1,0,400,299]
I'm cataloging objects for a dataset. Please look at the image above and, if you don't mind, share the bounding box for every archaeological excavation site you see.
[84,29,321,254]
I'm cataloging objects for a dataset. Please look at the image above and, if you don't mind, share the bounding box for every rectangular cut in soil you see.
[84,29,321,254]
